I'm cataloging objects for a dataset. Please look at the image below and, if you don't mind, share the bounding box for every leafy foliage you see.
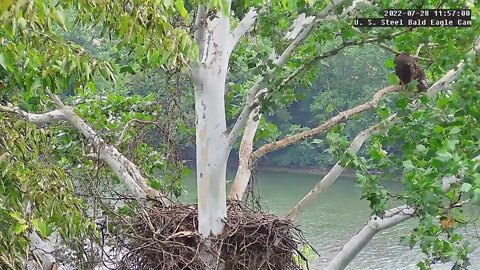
[346,50,480,267]
[0,115,91,267]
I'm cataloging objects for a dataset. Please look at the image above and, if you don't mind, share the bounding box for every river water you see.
[181,170,480,269]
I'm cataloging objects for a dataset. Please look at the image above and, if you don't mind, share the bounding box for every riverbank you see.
[255,165,358,178]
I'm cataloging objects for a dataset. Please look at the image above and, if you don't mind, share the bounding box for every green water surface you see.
[180,170,480,270]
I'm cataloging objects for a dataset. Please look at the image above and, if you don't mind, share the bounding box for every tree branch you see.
[0,102,166,205]
[228,108,260,200]
[415,43,425,57]
[193,5,207,64]
[0,105,68,124]
[252,85,399,164]
[325,175,462,270]
[226,0,348,150]
[285,115,396,221]
[287,36,479,221]
[117,119,154,146]
[277,31,406,92]
[227,8,259,55]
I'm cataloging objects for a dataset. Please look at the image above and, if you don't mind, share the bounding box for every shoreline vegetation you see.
[183,161,380,179]
[255,165,358,178]
[184,160,359,177]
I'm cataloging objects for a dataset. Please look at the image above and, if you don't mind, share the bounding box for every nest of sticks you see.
[116,200,313,270]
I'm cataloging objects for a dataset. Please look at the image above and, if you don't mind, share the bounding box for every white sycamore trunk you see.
[192,4,232,237]
[193,69,229,235]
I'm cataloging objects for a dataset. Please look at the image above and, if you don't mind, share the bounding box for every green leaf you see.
[446,139,459,151]
[395,97,408,109]
[403,160,415,171]
[436,96,449,108]
[384,58,395,68]
[377,106,390,119]
[27,96,40,106]
[436,150,453,163]
[0,0,14,14]
[415,144,427,154]
[148,179,162,190]
[10,211,24,222]
[30,78,43,92]
[180,35,189,52]
[86,81,95,92]
[326,103,335,113]
[119,15,130,37]
[14,223,28,235]
[159,51,172,65]
[120,65,135,74]
[18,17,27,31]
[175,0,188,20]
[32,219,48,237]
[449,127,461,135]
[417,260,428,270]
[388,72,398,85]
[83,62,91,80]
[51,8,67,31]
[0,51,14,71]
[433,125,444,134]
[370,146,385,160]
[460,183,472,193]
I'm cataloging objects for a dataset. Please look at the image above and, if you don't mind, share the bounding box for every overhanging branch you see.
[285,35,480,270]
[285,115,395,221]
[0,100,166,205]
[251,85,399,164]
[325,175,462,270]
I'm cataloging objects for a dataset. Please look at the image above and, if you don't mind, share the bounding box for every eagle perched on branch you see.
[394,53,428,91]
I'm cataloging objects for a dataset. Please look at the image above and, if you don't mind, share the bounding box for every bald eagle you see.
[394,53,428,91]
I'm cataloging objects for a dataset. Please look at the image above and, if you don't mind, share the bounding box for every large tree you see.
[0,0,479,269]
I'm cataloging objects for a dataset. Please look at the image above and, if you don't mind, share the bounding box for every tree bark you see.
[228,108,260,200]
[191,2,233,237]
[27,232,60,270]
[193,68,229,236]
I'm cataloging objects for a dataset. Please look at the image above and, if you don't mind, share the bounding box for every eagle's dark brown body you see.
[394,53,428,91]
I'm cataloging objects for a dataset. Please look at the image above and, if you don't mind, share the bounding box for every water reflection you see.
[181,170,480,269]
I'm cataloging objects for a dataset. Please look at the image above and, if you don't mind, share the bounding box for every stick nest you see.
[116,200,313,270]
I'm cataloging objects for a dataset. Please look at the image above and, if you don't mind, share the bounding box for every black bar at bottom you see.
[354,18,471,27]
